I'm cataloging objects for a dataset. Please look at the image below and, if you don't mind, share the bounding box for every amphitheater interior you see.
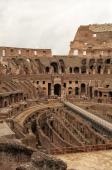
[0,24,112,170]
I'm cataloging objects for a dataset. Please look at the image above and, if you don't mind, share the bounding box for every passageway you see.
[54,84,61,96]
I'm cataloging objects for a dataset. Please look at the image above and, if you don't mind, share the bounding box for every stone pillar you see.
[59,68,61,74]
[108,69,110,74]
[101,68,104,74]
[79,68,81,74]
[93,68,96,74]
[86,68,89,74]
[61,86,65,98]
[12,95,15,103]
[51,85,54,96]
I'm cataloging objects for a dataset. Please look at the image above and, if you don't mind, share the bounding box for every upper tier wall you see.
[0,47,52,58]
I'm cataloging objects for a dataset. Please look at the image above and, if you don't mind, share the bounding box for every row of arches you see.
[81,58,112,65]
[69,66,111,74]
[50,60,65,74]
[94,90,112,97]
[53,83,86,96]
[46,58,112,73]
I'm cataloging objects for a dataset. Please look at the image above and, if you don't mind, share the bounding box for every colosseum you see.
[0,24,112,170]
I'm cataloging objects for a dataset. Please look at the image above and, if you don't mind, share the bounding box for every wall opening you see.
[50,62,58,73]
[94,90,98,97]
[109,91,112,97]
[68,87,72,95]
[81,83,86,93]
[74,67,79,73]
[89,86,93,98]
[54,84,61,96]
[46,67,49,73]
[48,83,51,96]
[98,66,101,74]
[75,87,79,95]
[73,49,78,56]
[81,66,86,74]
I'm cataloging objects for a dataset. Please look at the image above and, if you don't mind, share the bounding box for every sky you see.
[0,0,112,54]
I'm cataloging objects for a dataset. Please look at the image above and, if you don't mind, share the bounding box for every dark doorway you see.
[48,83,51,96]
[109,91,112,97]
[54,84,61,96]
[46,67,49,73]
[50,62,58,73]
[74,67,79,73]
[98,66,101,74]
[94,90,98,97]
[81,83,86,93]
[75,87,79,95]
[89,86,93,98]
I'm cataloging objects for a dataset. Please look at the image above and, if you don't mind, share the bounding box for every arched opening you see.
[50,62,58,73]
[75,87,79,95]
[46,67,50,73]
[74,67,79,73]
[59,59,65,73]
[90,65,94,74]
[98,66,101,74]
[4,101,8,107]
[94,90,98,97]
[68,87,72,95]
[69,67,72,73]
[81,66,86,74]
[82,59,87,65]
[89,59,95,66]
[105,58,111,64]
[54,84,61,96]
[99,91,102,97]
[109,91,112,97]
[81,83,86,94]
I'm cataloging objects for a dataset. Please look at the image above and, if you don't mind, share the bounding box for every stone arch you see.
[54,84,61,96]
[109,91,112,97]
[99,91,102,97]
[81,59,87,65]
[81,66,86,74]
[68,87,72,95]
[50,62,58,73]
[89,59,95,66]
[105,58,111,64]
[45,66,50,73]
[74,67,79,73]
[94,90,98,97]
[4,100,8,107]
[81,83,86,94]
[75,87,79,95]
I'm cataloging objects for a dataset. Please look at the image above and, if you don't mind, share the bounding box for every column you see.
[51,85,54,96]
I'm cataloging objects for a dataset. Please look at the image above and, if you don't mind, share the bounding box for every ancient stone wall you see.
[0,47,52,58]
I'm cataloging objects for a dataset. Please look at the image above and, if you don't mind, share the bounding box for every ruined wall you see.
[0,139,67,170]
[0,47,52,58]
[69,24,112,57]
